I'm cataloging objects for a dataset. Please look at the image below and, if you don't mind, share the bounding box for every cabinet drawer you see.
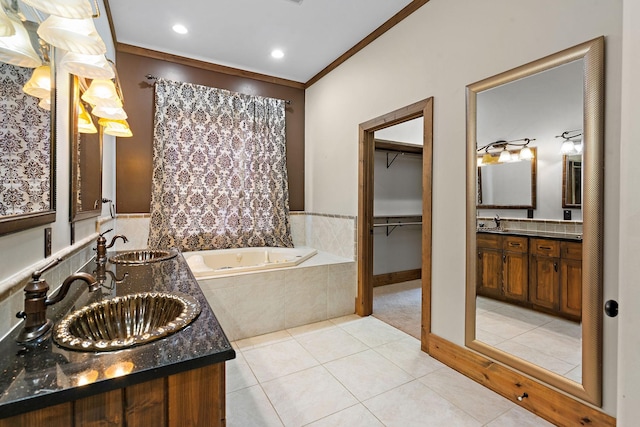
[477,233,501,249]
[503,236,528,253]
[531,239,560,257]
[561,241,582,260]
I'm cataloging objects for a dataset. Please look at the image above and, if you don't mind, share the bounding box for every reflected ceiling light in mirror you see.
[60,51,114,79]
[271,49,285,59]
[37,15,106,55]
[172,24,188,34]
[0,15,42,67]
[21,0,95,20]
[81,79,122,107]
[23,65,51,98]
[477,137,535,164]
[498,148,512,163]
[98,118,133,137]
[557,130,582,155]
[519,145,534,160]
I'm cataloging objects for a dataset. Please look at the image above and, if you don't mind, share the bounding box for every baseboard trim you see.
[372,269,421,287]
[426,333,616,426]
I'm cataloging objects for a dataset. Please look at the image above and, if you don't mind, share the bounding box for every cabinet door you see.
[503,251,528,302]
[560,258,582,318]
[477,247,502,298]
[529,254,560,310]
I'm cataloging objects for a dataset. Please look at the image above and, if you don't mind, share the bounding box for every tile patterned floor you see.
[226,315,555,426]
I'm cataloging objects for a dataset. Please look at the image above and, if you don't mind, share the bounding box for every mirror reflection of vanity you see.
[0,17,56,235]
[466,37,604,406]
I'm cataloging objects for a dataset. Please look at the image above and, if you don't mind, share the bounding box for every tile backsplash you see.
[477,216,583,236]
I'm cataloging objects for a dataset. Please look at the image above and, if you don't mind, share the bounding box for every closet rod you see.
[373,221,422,237]
[145,74,292,104]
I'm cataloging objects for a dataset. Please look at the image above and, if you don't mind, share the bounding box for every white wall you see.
[305,0,621,414]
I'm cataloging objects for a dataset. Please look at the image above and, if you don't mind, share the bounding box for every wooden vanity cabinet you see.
[529,238,561,311]
[560,241,582,318]
[477,234,503,299]
[476,234,528,303]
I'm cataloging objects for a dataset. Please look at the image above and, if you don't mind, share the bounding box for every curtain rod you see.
[145,74,292,105]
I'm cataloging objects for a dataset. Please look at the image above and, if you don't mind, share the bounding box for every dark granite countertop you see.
[0,252,235,419]
[477,228,583,242]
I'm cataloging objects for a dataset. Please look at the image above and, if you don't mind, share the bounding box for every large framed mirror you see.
[465,37,604,405]
[0,18,56,236]
[70,75,103,222]
[477,148,537,209]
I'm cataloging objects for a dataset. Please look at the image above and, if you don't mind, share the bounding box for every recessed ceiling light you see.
[271,49,284,59]
[172,24,188,35]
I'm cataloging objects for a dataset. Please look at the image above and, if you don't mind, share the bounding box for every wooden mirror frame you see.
[70,75,103,222]
[465,37,604,405]
[563,153,583,208]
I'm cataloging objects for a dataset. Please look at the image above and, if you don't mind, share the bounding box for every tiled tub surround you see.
[477,217,583,237]
[115,212,357,260]
[196,251,356,341]
[0,252,234,420]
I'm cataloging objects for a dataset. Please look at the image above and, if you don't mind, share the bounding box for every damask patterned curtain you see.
[147,79,293,251]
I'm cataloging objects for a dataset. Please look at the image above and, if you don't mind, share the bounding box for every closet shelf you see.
[373,215,422,236]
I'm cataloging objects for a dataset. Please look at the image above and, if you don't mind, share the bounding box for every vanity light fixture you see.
[21,0,98,20]
[37,14,106,55]
[557,130,583,155]
[78,102,97,134]
[477,137,535,165]
[98,118,133,137]
[23,64,51,98]
[82,78,122,107]
[60,51,114,79]
[0,14,42,67]
[38,96,51,110]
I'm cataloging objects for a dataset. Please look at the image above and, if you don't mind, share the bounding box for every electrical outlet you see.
[563,210,572,220]
[44,227,52,258]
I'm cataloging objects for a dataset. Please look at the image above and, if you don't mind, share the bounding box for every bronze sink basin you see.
[109,249,178,265]
[54,292,200,352]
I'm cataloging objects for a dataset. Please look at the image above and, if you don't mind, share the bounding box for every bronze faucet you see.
[16,258,98,345]
[96,229,129,263]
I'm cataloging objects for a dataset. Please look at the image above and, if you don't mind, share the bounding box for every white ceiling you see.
[107,0,414,83]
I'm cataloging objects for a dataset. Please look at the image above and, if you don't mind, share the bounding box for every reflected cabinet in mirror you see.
[0,27,56,235]
[465,37,604,406]
[70,75,103,222]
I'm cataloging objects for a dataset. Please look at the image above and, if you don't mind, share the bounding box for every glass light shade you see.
[21,0,94,20]
[519,146,534,160]
[38,96,51,111]
[498,149,512,163]
[560,139,577,154]
[78,102,97,133]
[482,153,495,165]
[82,79,122,107]
[99,118,133,137]
[477,156,483,167]
[0,7,15,37]
[37,15,106,55]
[60,51,114,79]
[23,65,52,98]
[575,140,584,154]
[92,105,127,120]
[0,16,42,68]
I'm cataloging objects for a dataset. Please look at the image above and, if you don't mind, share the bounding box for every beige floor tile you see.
[287,320,335,337]
[495,340,576,377]
[226,385,284,427]
[486,406,555,426]
[419,368,515,424]
[226,351,258,393]
[234,329,293,351]
[338,315,408,347]
[324,349,413,401]
[374,336,446,378]
[296,326,369,363]
[262,366,358,427]
[305,404,384,427]
[243,339,319,383]
[363,380,481,427]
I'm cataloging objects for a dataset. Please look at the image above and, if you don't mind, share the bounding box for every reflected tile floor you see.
[476,296,582,382]
[226,315,554,426]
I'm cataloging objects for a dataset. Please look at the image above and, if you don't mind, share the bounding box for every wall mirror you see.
[0,16,56,235]
[563,154,582,208]
[70,75,103,222]
[465,37,604,405]
[477,148,537,209]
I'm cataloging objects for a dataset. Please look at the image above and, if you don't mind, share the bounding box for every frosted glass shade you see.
[519,146,534,160]
[60,51,114,79]
[92,105,127,120]
[37,15,106,55]
[38,96,51,111]
[99,118,133,137]
[82,79,122,107]
[78,102,97,133]
[0,7,15,37]
[23,65,52,98]
[560,139,577,155]
[0,16,42,68]
[21,0,94,19]
[498,149,512,163]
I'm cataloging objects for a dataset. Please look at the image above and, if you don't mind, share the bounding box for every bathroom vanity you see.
[0,253,235,426]
[476,230,582,321]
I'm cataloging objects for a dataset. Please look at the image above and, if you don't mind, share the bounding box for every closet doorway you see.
[357,98,433,349]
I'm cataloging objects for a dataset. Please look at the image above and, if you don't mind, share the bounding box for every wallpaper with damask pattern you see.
[0,62,51,216]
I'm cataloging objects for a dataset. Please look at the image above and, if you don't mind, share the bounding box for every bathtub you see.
[183,246,318,279]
